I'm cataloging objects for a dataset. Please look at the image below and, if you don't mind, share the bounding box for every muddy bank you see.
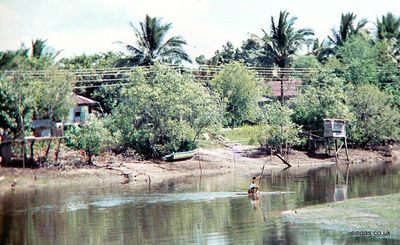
[282,193,400,239]
[0,144,398,193]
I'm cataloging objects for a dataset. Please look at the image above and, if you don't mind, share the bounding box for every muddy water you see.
[0,163,399,244]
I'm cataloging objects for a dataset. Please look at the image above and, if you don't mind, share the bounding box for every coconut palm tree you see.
[329,12,368,47]
[0,46,29,70]
[261,10,314,68]
[376,12,400,41]
[310,38,334,62]
[116,14,191,67]
[31,38,61,60]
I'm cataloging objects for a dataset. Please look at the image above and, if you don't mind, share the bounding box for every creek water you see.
[0,162,399,244]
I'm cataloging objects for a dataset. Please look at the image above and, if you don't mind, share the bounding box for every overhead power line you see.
[2,65,399,89]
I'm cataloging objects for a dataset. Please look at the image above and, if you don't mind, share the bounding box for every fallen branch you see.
[275,153,291,167]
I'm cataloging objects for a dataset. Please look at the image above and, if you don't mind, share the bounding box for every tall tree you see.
[376,12,400,41]
[30,38,61,60]
[116,14,191,66]
[329,12,368,47]
[261,10,314,68]
[0,39,60,70]
[0,46,29,70]
[210,62,268,127]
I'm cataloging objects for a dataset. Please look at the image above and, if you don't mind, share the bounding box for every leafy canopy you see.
[66,115,113,164]
[349,84,400,145]
[289,70,353,132]
[260,102,303,149]
[210,62,269,127]
[0,68,75,136]
[112,65,221,158]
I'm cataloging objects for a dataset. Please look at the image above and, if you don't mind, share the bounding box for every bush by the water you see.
[210,62,270,127]
[349,84,400,145]
[260,102,303,152]
[289,71,353,132]
[65,115,113,164]
[111,65,222,158]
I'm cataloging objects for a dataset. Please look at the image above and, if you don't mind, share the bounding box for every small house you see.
[31,119,53,137]
[65,94,102,125]
[31,94,102,137]
[323,119,347,138]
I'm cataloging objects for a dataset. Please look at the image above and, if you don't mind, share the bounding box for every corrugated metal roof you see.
[268,80,303,97]
[74,94,98,105]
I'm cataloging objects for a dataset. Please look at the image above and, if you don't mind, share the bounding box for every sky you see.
[0,0,397,60]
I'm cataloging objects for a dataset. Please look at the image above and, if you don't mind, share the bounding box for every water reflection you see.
[0,162,399,244]
[333,162,349,202]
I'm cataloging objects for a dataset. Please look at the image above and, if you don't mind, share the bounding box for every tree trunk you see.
[30,140,35,162]
[45,139,52,161]
[55,138,62,163]
[88,152,92,165]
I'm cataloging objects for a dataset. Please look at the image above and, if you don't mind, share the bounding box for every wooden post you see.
[325,138,328,155]
[45,139,52,161]
[280,78,284,104]
[22,140,26,168]
[55,138,62,163]
[327,138,331,155]
[334,139,338,160]
[30,140,35,161]
[344,137,349,161]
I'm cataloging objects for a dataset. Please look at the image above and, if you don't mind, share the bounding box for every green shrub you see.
[112,65,221,158]
[210,62,269,127]
[289,71,353,132]
[65,115,112,164]
[349,84,400,145]
[260,102,303,151]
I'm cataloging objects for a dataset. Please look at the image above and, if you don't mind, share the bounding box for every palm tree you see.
[261,10,314,68]
[31,38,61,60]
[329,12,368,47]
[376,12,400,41]
[0,46,29,70]
[116,14,191,66]
[310,38,334,62]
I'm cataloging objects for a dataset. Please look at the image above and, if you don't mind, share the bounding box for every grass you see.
[222,125,263,145]
[282,193,400,239]
[197,139,225,149]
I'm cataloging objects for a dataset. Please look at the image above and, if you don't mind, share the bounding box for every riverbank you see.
[282,193,400,239]
[0,143,398,193]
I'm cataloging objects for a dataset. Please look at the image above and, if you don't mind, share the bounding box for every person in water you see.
[248,175,261,194]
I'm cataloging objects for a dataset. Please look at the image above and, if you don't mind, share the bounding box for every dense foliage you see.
[348,84,400,145]
[0,68,75,136]
[65,115,112,164]
[259,102,303,152]
[289,71,353,132]
[210,62,268,127]
[2,10,400,164]
[111,65,221,158]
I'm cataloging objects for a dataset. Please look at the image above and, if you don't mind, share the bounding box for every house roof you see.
[74,94,99,106]
[31,119,52,129]
[268,80,304,97]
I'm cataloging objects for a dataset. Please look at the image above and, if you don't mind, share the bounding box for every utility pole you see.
[280,74,284,104]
